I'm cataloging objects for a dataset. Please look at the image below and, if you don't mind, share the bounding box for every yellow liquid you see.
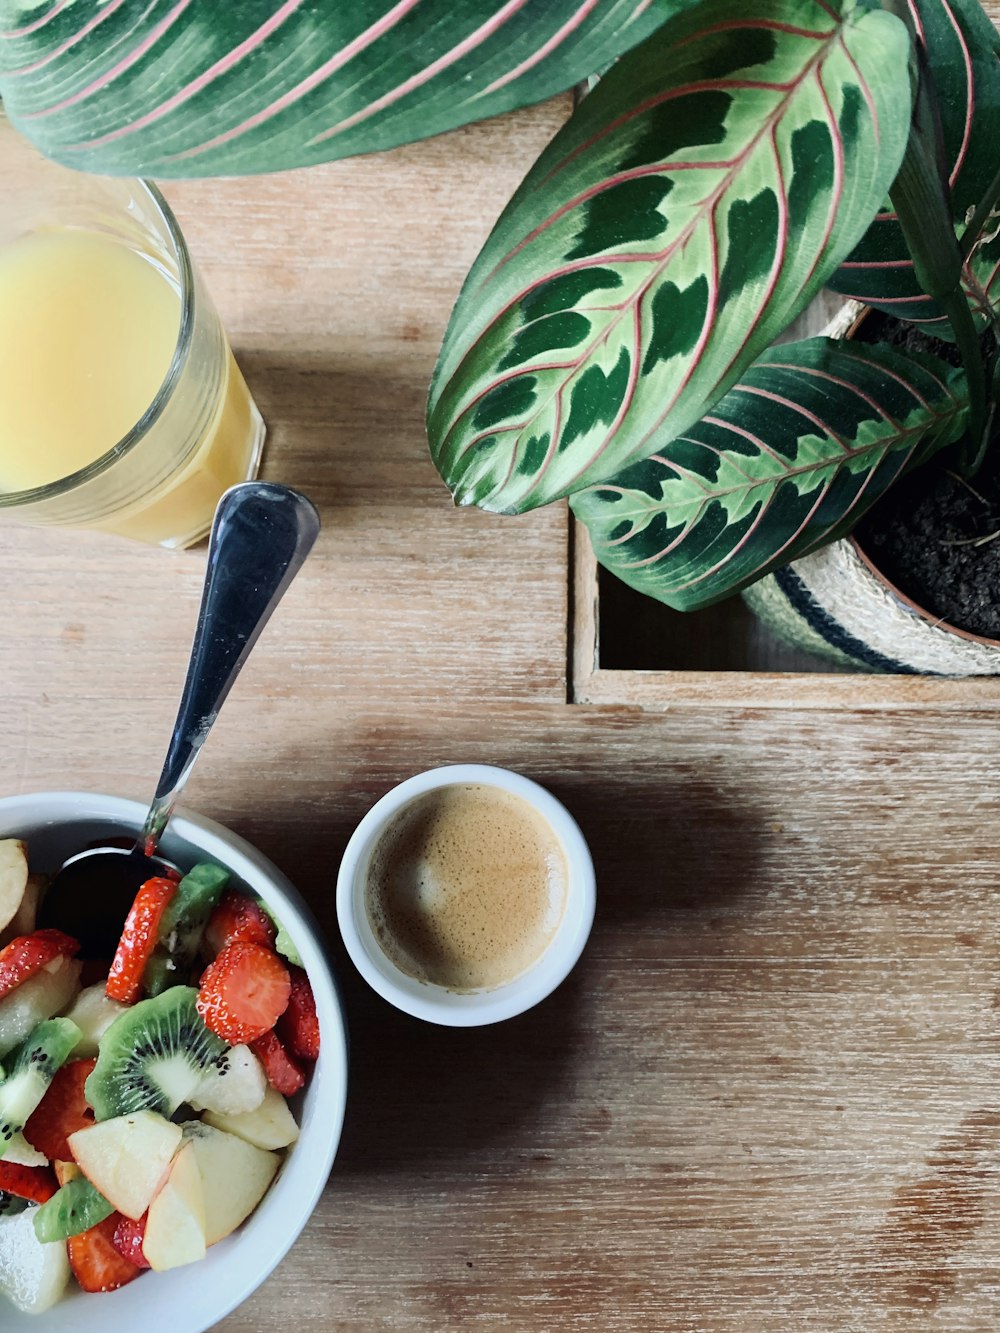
[95,349,261,547]
[0,229,262,546]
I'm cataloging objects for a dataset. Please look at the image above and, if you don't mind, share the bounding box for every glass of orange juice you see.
[0,116,265,548]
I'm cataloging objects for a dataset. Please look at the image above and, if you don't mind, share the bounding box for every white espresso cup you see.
[336,764,595,1026]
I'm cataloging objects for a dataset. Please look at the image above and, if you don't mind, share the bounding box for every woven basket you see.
[742,303,1000,676]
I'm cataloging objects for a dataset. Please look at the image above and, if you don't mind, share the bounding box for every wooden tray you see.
[570,286,1000,711]
[571,521,1000,709]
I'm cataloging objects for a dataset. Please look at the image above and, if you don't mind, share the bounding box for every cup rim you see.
[0,120,195,508]
[336,764,595,1027]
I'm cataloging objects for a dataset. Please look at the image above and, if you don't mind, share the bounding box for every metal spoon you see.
[40,481,320,957]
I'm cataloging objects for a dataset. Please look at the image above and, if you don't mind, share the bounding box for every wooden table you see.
[6,89,1000,1333]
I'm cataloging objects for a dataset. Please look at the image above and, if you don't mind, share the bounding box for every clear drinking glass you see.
[0,116,265,548]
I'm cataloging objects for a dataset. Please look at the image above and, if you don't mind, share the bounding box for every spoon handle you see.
[140,482,321,856]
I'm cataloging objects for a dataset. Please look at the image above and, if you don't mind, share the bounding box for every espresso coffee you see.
[364,783,568,992]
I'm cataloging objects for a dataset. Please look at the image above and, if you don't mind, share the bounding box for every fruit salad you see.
[0,838,320,1314]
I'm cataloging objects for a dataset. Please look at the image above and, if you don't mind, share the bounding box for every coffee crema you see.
[364,783,568,992]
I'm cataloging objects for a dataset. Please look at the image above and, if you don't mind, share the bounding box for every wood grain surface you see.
[5,71,1000,1333]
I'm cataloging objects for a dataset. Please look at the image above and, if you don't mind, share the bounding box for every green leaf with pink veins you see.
[428,0,914,515]
[0,0,683,176]
[571,337,969,611]
[829,0,1000,339]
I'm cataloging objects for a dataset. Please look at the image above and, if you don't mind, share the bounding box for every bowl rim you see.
[0,790,348,1331]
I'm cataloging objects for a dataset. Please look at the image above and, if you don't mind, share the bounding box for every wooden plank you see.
[5,41,1000,1333]
[0,101,574,727]
[141,699,1000,1333]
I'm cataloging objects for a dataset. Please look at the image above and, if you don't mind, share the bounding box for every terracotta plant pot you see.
[742,303,1000,676]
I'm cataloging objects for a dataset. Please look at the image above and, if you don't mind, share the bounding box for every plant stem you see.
[891,166,988,470]
[960,158,1000,263]
[944,468,990,507]
[884,10,988,471]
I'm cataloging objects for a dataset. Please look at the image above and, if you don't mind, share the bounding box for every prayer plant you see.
[1,1,998,612]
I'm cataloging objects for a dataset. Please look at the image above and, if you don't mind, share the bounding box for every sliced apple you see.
[188,1043,266,1116]
[142,1142,206,1272]
[180,1121,279,1245]
[68,1111,181,1221]
[1,872,44,946]
[61,983,128,1059]
[53,1160,79,1187]
[203,1083,299,1151]
[0,1206,71,1313]
[0,956,82,1059]
[0,841,29,939]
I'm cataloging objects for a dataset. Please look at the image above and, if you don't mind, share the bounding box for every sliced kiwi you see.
[85,986,228,1121]
[32,1177,113,1242]
[0,1192,29,1217]
[163,863,231,938]
[145,863,231,997]
[260,905,303,969]
[142,953,178,997]
[0,1018,81,1156]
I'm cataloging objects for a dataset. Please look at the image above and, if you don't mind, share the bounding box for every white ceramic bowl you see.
[337,764,595,1026]
[0,791,348,1333]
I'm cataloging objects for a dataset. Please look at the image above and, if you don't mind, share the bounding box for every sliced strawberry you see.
[0,928,79,1000]
[0,1161,57,1204]
[106,877,176,1004]
[204,890,276,956]
[250,1029,306,1096]
[197,942,290,1045]
[68,1213,143,1293]
[112,1213,151,1270]
[277,966,320,1062]
[23,1058,97,1162]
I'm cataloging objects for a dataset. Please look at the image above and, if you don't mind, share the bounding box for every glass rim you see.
[0,175,195,509]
